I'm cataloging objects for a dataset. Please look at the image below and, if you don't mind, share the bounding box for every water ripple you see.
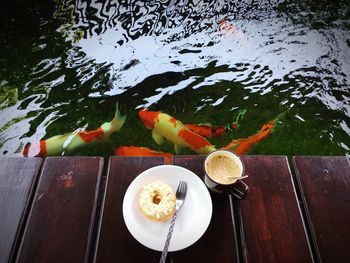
[0,0,349,156]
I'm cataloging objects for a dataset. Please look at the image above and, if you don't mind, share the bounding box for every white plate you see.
[122,165,212,251]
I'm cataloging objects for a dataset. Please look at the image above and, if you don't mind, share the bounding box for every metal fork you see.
[159,180,187,263]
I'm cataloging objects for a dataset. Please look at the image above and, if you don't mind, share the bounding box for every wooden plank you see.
[16,156,103,263]
[0,157,42,263]
[293,156,350,263]
[95,157,166,263]
[171,155,238,263]
[238,156,313,263]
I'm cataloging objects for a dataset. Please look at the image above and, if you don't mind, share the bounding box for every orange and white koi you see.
[138,109,216,154]
[115,146,172,164]
[23,105,126,157]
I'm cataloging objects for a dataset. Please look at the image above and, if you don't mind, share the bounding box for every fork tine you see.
[182,181,187,196]
[176,183,181,195]
[177,181,187,199]
[183,184,187,198]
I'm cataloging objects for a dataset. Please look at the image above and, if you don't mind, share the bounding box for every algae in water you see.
[0,82,18,109]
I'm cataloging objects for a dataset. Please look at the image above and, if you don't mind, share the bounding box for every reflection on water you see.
[0,0,349,157]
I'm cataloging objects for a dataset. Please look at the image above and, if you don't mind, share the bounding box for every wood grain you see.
[0,157,42,263]
[16,157,103,263]
[293,156,350,263]
[238,155,313,263]
[94,157,165,263]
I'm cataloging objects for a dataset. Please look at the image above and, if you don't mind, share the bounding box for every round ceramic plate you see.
[122,165,212,251]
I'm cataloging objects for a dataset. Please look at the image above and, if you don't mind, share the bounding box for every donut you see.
[139,181,176,221]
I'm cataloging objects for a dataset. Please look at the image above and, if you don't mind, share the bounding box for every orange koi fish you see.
[218,19,246,41]
[222,120,275,155]
[138,109,216,154]
[23,105,126,157]
[185,109,246,138]
[115,146,172,164]
[185,124,225,138]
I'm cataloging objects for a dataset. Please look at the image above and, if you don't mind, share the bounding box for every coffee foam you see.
[205,151,243,185]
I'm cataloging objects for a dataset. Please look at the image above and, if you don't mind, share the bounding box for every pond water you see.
[1,0,350,158]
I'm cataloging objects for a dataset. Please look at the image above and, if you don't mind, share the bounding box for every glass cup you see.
[204,150,249,199]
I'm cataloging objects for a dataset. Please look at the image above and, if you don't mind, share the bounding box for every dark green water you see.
[1,0,349,158]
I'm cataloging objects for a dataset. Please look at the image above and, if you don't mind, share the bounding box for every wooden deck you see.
[0,155,349,263]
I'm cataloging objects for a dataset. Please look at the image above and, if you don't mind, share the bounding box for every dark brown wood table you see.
[0,155,349,263]
[0,156,103,263]
[293,156,350,263]
[0,157,41,263]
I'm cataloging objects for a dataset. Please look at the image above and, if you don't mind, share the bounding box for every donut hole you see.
[152,191,162,204]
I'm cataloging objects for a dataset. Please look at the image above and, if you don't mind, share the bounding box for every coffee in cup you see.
[204,150,249,199]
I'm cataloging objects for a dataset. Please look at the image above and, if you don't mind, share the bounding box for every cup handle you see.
[230,180,249,200]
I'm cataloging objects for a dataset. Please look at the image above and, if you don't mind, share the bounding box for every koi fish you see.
[138,109,216,154]
[185,109,247,138]
[185,124,225,138]
[218,19,246,41]
[115,146,172,164]
[222,119,276,155]
[23,105,126,157]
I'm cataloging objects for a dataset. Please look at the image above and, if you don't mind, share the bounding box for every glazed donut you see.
[139,181,176,221]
